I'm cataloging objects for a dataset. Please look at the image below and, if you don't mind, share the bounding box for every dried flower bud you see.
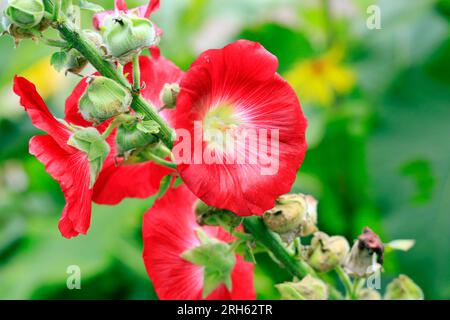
[4,0,44,29]
[384,275,424,300]
[194,200,243,229]
[79,76,131,124]
[308,232,350,272]
[102,13,157,63]
[276,275,328,300]
[160,83,180,109]
[358,288,381,300]
[343,227,384,277]
[263,193,318,243]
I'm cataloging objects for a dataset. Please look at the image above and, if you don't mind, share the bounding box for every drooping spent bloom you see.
[93,0,162,57]
[13,76,104,238]
[15,55,183,237]
[343,227,384,277]
[174,40,308,216]
[142,184,256,300]
[66,55,183,205]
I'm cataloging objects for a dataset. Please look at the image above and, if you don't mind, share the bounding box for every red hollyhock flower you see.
[93,0,162,57]
[15,55,183,238]
[142,184,256,300]
[14,77,93,238]
[174,40,308,216]
[66,55,183,205]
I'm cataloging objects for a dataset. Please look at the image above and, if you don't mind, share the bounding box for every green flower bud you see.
[116,120,158,156]
[276,275,328,300]
[102,13,157,63]
[67,127,110,188]
[343,227,384,277]
[384,275,424,300]
[263,193,318,243]
[194,200,243,229]
[5,0,45,29]
[79,76,131,124]
[358,288,381,300]
[307,232,350,273]
[1,3,49,46]
[160,83,180,109]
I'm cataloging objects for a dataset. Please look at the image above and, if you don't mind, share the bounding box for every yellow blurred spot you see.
[20,56,66,99]
[285,46,355,107]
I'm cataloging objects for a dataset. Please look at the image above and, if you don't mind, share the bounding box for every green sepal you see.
[181,229,236,298]
[78,0,104,12]
[136,120,160,134]
[67,127,110,188]
[156,174,171,199]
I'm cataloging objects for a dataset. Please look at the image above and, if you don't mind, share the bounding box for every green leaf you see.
[78,0,104,12]
[181,229,236,298]
[50,51,69,72]
[67,127,110,188]
[136,120,160,134]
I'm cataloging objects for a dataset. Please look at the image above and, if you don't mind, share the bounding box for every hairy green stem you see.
[132,55,141,92]
[243,216,316,280]
[53,0,61,21]
[144,152,177,170]
[43,0,174,148]
[336,266,357,300]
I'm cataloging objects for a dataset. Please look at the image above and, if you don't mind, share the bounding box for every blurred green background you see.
[1,0,449,299]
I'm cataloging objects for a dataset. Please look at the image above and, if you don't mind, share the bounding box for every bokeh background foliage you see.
[0,0,449,299]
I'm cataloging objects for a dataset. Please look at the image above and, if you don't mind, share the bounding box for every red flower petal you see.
[144,0,160,18]
[29,135,92,238]
[64,76,91,127]
[174,40,308,216]
[92,159,173,205]
[115,0,128,11]
[142,184,256,300]
[13,76,72,151]
[93,0,159,30]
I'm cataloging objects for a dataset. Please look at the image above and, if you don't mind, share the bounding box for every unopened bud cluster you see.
[259,193,422,300]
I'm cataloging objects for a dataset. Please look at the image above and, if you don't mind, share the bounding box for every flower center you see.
[203,102,242,151]
[311,59,326,75]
